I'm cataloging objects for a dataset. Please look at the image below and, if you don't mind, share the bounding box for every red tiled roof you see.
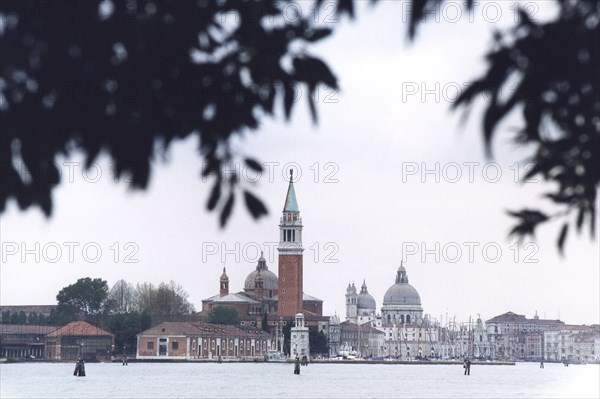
[486,311,527,323]
[47,321,113,337]
[139,321,270,338]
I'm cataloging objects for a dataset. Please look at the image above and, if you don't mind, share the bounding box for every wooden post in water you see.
[294,356,300,375]
[73,342,86,377]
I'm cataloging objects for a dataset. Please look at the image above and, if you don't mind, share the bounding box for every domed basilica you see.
[345,262,424,327]
[381,263,423,325]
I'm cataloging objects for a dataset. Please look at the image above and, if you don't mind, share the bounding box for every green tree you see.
[206,307,241,325]
[48,305,78,325]
[140,311,153,331]
[1,311,10,324]
[108,312,144,355]
[309,330,329,356]
[56,277,109,316]
[9,311,26,324]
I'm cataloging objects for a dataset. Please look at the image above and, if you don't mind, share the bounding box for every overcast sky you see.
[1,1,598,326]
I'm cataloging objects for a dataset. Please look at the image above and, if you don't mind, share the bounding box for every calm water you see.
[1,362,598,398]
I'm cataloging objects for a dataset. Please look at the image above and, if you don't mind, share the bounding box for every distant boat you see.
[264,350,287,363]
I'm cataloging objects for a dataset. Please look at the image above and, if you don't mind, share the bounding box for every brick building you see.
[45,321,114,361]
[0,324,56,359]
[137,321,271,360]
[198,171,328,337]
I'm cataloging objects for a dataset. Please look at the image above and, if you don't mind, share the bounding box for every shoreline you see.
[1,358,519,365]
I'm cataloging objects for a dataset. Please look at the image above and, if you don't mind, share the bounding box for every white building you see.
[381,263,423,326]
[290,313,309,358]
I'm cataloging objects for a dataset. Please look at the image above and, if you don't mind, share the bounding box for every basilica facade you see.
[198,172,328,333]
[335,263,439,359]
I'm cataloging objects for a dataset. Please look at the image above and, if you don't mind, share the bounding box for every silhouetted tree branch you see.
[1,0,598,253]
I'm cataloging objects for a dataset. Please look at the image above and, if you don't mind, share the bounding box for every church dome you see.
[383,265,421,306]
[357,280,376,311]
[244,252,278,291]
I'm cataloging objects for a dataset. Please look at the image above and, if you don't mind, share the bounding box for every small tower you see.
[290,313,310,358]
[396,262,409,284]
[345,283,357,323]
[220,267,229,297]
[278,169,304,317]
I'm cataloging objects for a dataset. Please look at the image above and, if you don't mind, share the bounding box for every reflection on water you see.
[1,362,598,398]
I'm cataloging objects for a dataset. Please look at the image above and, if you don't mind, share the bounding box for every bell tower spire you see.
[278,169,304,317]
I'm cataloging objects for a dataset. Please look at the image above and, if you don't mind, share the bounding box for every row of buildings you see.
[2,172,598,363]
[325,266,600,363]
[0,321,114,361]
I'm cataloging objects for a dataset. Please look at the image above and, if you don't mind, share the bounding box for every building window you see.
[172,341,179,350]
[192,340,196,350]
[147,341,154,350]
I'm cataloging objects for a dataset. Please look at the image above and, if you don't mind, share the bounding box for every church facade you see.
[198,171,328,334]
[334,263,440,359]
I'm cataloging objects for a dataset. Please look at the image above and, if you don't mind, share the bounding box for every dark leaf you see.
[307,87,318,124]
[219,193,235,228]
[305,28,333,42]
[576,206,585,233]
[244,158,263,173]
[243,190,268,219]
[337,0,355,19]
[207,182,221,211]
[293,56,338,90]
[557,223,568,254]
[283,82,295,120]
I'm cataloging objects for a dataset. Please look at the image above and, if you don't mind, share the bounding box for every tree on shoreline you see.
[56,277,109,316]
[206,306,241,326]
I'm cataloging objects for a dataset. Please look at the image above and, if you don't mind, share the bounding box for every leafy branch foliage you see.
[1,0,598,251]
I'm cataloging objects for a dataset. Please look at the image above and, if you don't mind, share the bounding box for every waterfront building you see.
[290,313,309,358]
[339,320,385,358]
[486,311,564,361]
[345,280,377,325]
[198,172,327,355]
[381,263,423,326]
[544,324,600,363]
[328,314,341,357]
[45,321,114,361]
[136,321,271,360]
[0,324,56,359]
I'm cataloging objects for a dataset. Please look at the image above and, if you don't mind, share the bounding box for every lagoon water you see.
[1,362,598,398]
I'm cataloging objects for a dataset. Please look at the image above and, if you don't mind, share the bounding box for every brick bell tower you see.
[278,169,304,317]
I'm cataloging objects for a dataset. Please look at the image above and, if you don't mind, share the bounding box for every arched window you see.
[407,315,411,324]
